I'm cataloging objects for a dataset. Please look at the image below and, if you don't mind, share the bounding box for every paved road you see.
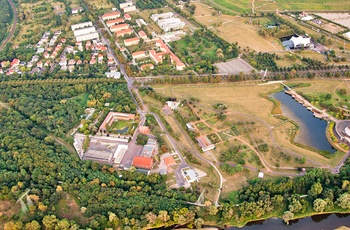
[0,0,18,50]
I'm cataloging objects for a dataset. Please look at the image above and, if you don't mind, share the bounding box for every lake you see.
[271,91,335,153]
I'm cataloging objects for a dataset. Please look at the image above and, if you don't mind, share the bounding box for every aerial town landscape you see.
[1,0,350,229]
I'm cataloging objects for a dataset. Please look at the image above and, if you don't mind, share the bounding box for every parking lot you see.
[214,58,255,75]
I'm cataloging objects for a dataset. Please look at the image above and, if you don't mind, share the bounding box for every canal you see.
[229,213,350,230]
[271,91,336,153]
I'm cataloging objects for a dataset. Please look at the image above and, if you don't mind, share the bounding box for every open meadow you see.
[193,1,282,52]
[151,80,347,171]
[208,0,350,14]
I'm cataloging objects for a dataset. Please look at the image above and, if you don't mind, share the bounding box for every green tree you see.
[337,193,350,209]
[282,211,294,225]
[308,182,323,198]
[25,220,41,230]
[194,218,204,229]
[313,198,327,212]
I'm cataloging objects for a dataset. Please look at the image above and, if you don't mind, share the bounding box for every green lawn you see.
[210,0,350,13]
[71,93,89,107]
[112,120,131,130]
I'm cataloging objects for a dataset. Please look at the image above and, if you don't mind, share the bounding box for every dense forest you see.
[0,0,13,44]
[0,80,135,138]
[135,0,168,10]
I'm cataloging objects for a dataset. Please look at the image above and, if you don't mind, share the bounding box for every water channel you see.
[271,91,336,153]
[229,213,350,230]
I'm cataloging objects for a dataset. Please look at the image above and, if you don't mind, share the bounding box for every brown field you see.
[151,81,343,169]
[0,201,21,229]
[87,0,115,9]
[193,1,282,52]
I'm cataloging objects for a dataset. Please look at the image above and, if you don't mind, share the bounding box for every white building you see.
[72,7,83,14]
[166,101,180,110]
[123,5,136,13]
[151,12,174,22]
[157,18,185,32]
[71,21,93,31]
[120,2,133,9]
[71,22,99,42]
[181,167,199,183]
[282,35,311,49]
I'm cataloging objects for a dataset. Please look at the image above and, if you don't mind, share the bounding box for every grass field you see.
[193,2,282,52]
[208,0,350,14]
[151,81,346,169]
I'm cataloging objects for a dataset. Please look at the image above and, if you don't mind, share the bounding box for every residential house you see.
[102,12,121,21]
[138,30,147,40]
[68,59,76,65]
[140,63,154,70]
[115,29,134,37]
[110,23,129,32]
[37,61,43,68]
[124,14,131,20]
[106,18,125,27]
[124,37,140,46]
[72,7,83,14]
[132,51,146,59]
[90,58,96,65]
[11,58,20,68]
[43,52,50,59]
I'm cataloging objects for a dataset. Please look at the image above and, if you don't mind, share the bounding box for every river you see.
[272,91,336,153]
[229,213,350,230]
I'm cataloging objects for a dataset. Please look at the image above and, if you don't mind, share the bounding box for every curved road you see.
[0,0,18,50]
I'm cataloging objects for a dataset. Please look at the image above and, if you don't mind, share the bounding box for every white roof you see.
[114,144,128,164]
[258,172,264,178]
[301,16,313,21]
[290,36,310,47]
[344,32,350,39]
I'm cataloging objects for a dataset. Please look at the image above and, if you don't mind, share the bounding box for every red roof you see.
[140,63,154,70]
[138,30,147,38]
[139,126,150,134]
[106,18,125,26]
[124,14,131,19]
[132,51,146,57]
[132,156,153,169]
[102,12,120,19]
[115,28,133,36]
[124,37,140,43]
[164,156,176,166]
[111,23,129,30]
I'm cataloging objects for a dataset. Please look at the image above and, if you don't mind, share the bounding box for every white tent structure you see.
[282,35,311,49]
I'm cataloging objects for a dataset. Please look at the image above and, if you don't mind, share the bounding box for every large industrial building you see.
[71,21,99,42]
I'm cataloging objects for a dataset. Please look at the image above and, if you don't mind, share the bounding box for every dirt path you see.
[0,0,18,50]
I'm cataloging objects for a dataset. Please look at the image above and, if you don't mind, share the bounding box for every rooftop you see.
[132,156,153,169]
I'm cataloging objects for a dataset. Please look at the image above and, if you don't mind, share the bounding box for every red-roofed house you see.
[98,54,104,62]
[132,51,146,59]
[106,18,125,27]
[164,156,176,167]
[43,52,50,59]
[11,58,20,68]
[124,37,140,46]
[140,63,154,70]
[139,126,150,135]
[132,156,153,170]
[138,30,147,40]
[124,14,131,20]
[61,38,66,43]
[44,60,51,67]
[90,58,96,65]
[115,29,134,37]
[102,11,121,21]
[37,61,43,68]
[110,23,129,32]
